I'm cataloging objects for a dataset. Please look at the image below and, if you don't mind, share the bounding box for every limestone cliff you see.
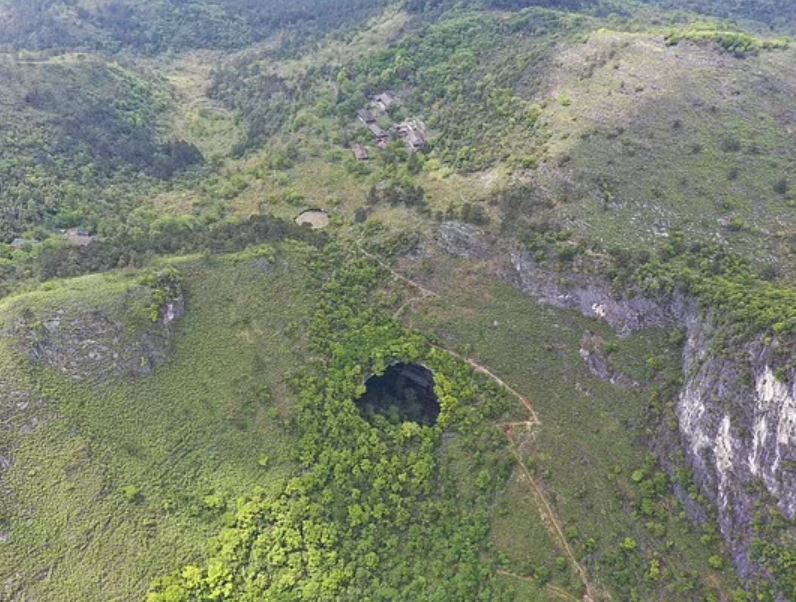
[436,222,796,591]
[509,248,796,587]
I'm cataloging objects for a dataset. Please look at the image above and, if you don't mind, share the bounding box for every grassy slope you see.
[1,234,740,601]
[0,0,394,54]
[1,227,748,600]
[536,28,796,271]
[640,0,796,33]
[0,247,313,600]
[2,3,796,600]
[181,6,796,274]
[9,5,795,271]
[402,250,739,599]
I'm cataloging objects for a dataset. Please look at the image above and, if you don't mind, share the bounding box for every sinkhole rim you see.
[355,362,441,427]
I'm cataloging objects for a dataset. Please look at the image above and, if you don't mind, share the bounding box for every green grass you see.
[489,470,570,589]
[664,22,789,54]
[0,245,316,601]
[0,269,147,319]
[2,3,796,599]
[183,10,796,277]
[404,251,740,599]
[532,28,796,271]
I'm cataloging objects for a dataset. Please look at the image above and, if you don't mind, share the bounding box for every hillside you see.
[642,0,796,32]
[2,1,796,601]
[0,0,392,54]
[0,53,202,242]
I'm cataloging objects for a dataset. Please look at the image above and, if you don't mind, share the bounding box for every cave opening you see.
[356,363,440,426]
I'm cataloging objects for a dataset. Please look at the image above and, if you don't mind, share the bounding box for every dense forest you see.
[0,55,200,242]
[642,0,796,30]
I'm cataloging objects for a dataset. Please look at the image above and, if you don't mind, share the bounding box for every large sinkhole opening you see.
[356,363,440,426]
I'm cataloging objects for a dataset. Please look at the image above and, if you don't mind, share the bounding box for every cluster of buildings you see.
[10,228,97,250]
[353,92,428,160]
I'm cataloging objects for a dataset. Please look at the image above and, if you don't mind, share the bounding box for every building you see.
[396,120,428,153]
[357,108,377,125]
[373,92,397,112]
[63,228,97,247]
[352,144,370,161]
[366,122,391,147]
[10,238,35,250]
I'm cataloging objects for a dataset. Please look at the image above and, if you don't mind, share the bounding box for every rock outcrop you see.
[436,221,492,260]
[579,331,638,390]
[509,249,796,585]
[6,286,184,382]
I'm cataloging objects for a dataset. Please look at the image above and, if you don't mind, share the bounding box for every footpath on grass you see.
[365,246,603,601]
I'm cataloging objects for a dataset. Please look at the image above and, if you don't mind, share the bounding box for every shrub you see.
[707,555,724,570]
[620,537,638,553]
[122,485,141,502]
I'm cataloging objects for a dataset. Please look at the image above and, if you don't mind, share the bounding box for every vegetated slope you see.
[0,54,201,241]
[403,246,744,600]
[515,28,796,273]
[0,0,393,54]
[145,242,742,601]
[208,4,796,272]
[0,246,312,601]
[442,207,796,598]
[640,0,796,32]
[191,6,796,596]
[2,1,796,600]
[208,6,575,161]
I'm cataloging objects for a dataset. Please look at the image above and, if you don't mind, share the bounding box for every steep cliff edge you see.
[1,267,185,382]
[509,249,796,590]
[437,221,796,594]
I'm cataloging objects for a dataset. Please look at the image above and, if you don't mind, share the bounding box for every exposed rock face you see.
[675,317,796,582]
[8,293,184,382]
[433,224,796,588]
[509,250,681,334]
[436,221,492,260]
[751,365,796,517]
[579,331,638,390]
[508,250,796,584]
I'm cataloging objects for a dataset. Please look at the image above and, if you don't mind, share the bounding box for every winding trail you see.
[358,246,440,299]
[496,570,581,602]
[392,295,425,320]
[363,247,602,601]
[504,427,597,602]
[439,346,542,427]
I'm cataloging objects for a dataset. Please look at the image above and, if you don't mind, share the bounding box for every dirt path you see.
[359,244,538,424]
[504,428,598,602]
[392,295,424,320]
[363,248,602,601]
[496,570,581,602]
[439,346,542,427]
[437,345,595,597]
[358,247,440,299]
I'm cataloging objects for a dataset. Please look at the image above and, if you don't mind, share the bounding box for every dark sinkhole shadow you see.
[356,363,440,426]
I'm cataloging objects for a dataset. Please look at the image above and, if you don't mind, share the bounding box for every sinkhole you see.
[356,363,440,426]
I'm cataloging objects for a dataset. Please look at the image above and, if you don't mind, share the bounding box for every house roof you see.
[352,144,369,160]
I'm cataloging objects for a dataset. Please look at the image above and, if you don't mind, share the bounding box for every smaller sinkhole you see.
[356,363,440,426]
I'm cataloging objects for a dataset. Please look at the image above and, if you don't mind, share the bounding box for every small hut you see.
[373,92,398,112]
[396,120,428,153]
[352,144,370,161]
